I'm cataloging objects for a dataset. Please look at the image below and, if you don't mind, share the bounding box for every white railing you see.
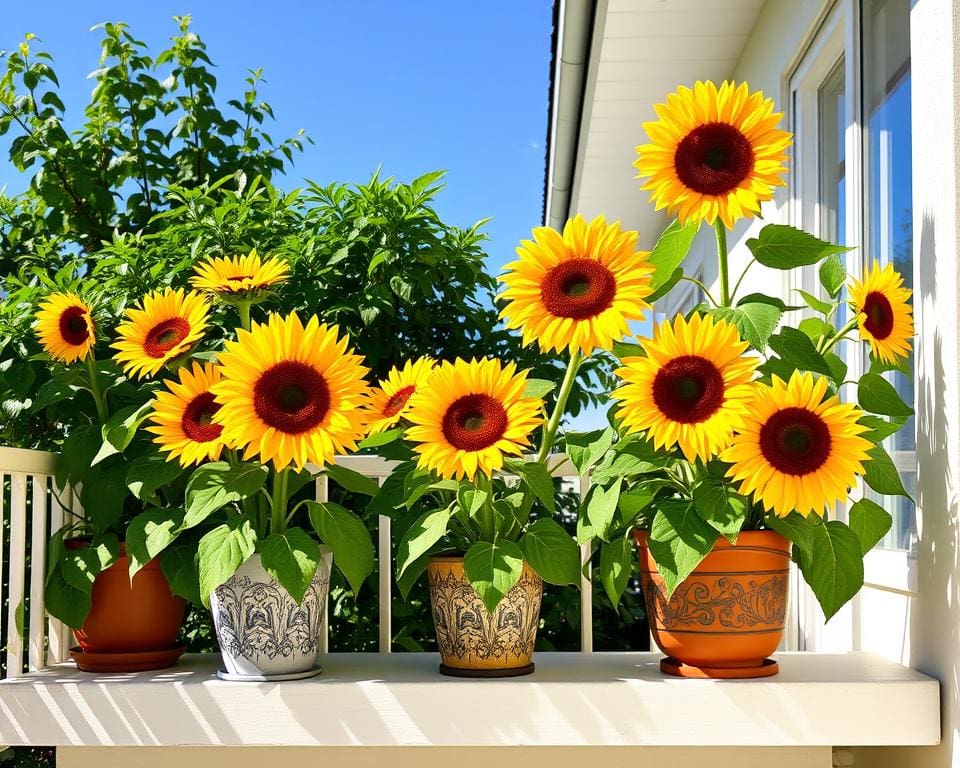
[0,447,593,676]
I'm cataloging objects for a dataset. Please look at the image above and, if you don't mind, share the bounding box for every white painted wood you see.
[47,479,68,665]
[314,474,329,654]
[0,447,59,475]
[5,473,27,677]
[27,475,46,672]
[377,477,391,652]
[0,652,938,748]
[578,474,592,653]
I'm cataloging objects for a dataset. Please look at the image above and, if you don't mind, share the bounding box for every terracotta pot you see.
[69,542,186,660]
[427,556,543,677]
[210,550,332,681]
[634,530,789,678]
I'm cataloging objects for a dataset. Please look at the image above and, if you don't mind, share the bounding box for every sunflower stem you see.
[537,349,583,464]
[820,317,859,356]
[714,221,731,307]
[238,301,252,332]
[85,354,108,424]
[270,467,290,535]
[473,473,497,542]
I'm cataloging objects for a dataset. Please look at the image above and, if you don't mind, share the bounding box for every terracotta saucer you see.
[69,645,186,673]
[439,663,535,678]
[660,657,779,679]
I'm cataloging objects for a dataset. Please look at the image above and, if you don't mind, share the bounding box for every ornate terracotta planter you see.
[210,549,332,681]
[635,530,790,678]
[427,556,543,677]
[69,542,186,672]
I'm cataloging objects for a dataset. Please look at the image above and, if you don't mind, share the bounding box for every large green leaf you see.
[746,224,852,269]
[45,570,92,629]
[767,327,833,375]
[584,479,621,541]
[198,519,258,607]
[518,517,580,585]
[368,461,416,517]
[859,415,906,443]
[258,527,321,604]
[56,423,100,487]
[863,445,911,497]
[858,373,914,418]
[306,500,375,594]
[463,540,524,614]
[522,378,556,399]
[126,508,183,578]
[648,500,718,597]
[126,453,185,500]
[599,536,633,606]
[79,466,128,532]
[647,217,700,293]
[181,461,268,531]
[692,477,747,542]
[159,541,201,605]
[764,511,815,564]
[710,302,783,351]
[395,506,453,581]
[94,401,153,464]
[819,254,846,297]
[849,498,893,554]
[509,460,556,513]
[794,520,863,621]
[325,463,381,496]
[564,428,614,475]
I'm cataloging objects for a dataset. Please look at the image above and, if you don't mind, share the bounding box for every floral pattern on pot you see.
[428,557,543,674]
[211,550,332,679]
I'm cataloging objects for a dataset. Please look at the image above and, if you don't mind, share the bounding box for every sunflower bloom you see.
[499,214,654,355]
[211,313,370,471]
[405,358,543,480]
[722,371,873,517]
[147,361,227,466]
[613,313,758,463]
[849,260,914,365]
[35,293,96,363]
[364,357,435,435]
[635,81,792,229]
[112,288,210,379]
[190,250,291,297]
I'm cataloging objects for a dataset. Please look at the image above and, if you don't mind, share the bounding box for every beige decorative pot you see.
[427,556,543,677]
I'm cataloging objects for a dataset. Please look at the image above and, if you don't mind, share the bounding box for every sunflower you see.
[849,260,914,365]
[364,357,436,435]
[613,313,758,463]
[147,361,227,466]
[404,358,543,480]
[211,313,370,471]
[498,214,654,355]
[635,81,792,229]
[112,288,210,379]
[34,292,96,363]
[190,250,290,297]
[722,371,873,517]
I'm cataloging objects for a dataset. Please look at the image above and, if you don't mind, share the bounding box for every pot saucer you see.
[660,656,779,679]
[216,666,322,682]
[439,663,535,678]
[69,645,185,673]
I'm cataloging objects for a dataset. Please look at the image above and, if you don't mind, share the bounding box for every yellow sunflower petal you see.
[363,357,436,435]
[190,249,291,296]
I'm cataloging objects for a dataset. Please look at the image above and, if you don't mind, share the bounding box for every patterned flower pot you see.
[427,555,543,677]
[635,530,789,679]
[210,549,332,681]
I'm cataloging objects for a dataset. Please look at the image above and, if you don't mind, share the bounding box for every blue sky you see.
[0,1,553,275]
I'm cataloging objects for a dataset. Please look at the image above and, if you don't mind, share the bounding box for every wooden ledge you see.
[0,652,940,748]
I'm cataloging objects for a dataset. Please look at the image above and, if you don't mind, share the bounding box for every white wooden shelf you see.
[0,652,939,748]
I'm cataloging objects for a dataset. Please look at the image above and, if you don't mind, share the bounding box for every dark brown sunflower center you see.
[383,385,416,418]
[651,355,725,423]
[441,393,508,451]
[862,291,894,340]
[181,392,224,443]
[759,407,832,476]
[143,318,191,358]
[540,258,617,320]
[674,122,755,196]
[58,306,90,346]
[227,275,253,281]
[253,360,330,434]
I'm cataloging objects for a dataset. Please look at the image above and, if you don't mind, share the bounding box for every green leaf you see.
[159,542,201,605]
[795,289,833,314]
[849,498,893,554]
[746,224,852,269]
[611,340,645,359]
[359,428,403,449]
[181,462,268,530]
[126,453,184,500]
[767,327,833,375]
[858,373,914,418]
[692,477,747,542]
[79,467,128,532]
[306,500,375,594]
[522,378,556,399]
[794,520,863,621]
[863,445,910,498]
[198,519,258,607]
[764,511,815,564]
[395,506,453,581]
[819,253,846,297]
[94,402,153,464]
[825,352,848,385]
[584,479,621,541]
[647,267,683,303]
[564,428,614,475]
[600,536,633,606]
[648,217,700,293]
[518,517,580,585]
[396,552,432,599]
[710,302,783,351]
[463,540,524,614]
[57,423,100,487]
[512,461,555,513]
[259,527,321,604]
[648,500,718,597]
[368,461,416,517]
[799,317,836,342]
[126,508,183,578]
[45,570,91,629]
[325,463,381,496]
[859,415,905,442]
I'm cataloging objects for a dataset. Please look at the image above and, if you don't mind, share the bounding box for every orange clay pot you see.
[69,541,186,656]
[635,530,789,678]
[427,556,543,677]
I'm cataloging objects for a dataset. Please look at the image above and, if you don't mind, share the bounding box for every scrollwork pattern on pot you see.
[644,573,788,629]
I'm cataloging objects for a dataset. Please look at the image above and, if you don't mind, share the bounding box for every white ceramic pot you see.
[210,549,332,681]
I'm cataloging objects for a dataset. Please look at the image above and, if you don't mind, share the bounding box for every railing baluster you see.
[28,476,47,672]
[315,475,330,654]
[0,473,5,676]
[377,475,391,654]
[47,479,69,665]
[6,473,28,676]
[579,473,593,653]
